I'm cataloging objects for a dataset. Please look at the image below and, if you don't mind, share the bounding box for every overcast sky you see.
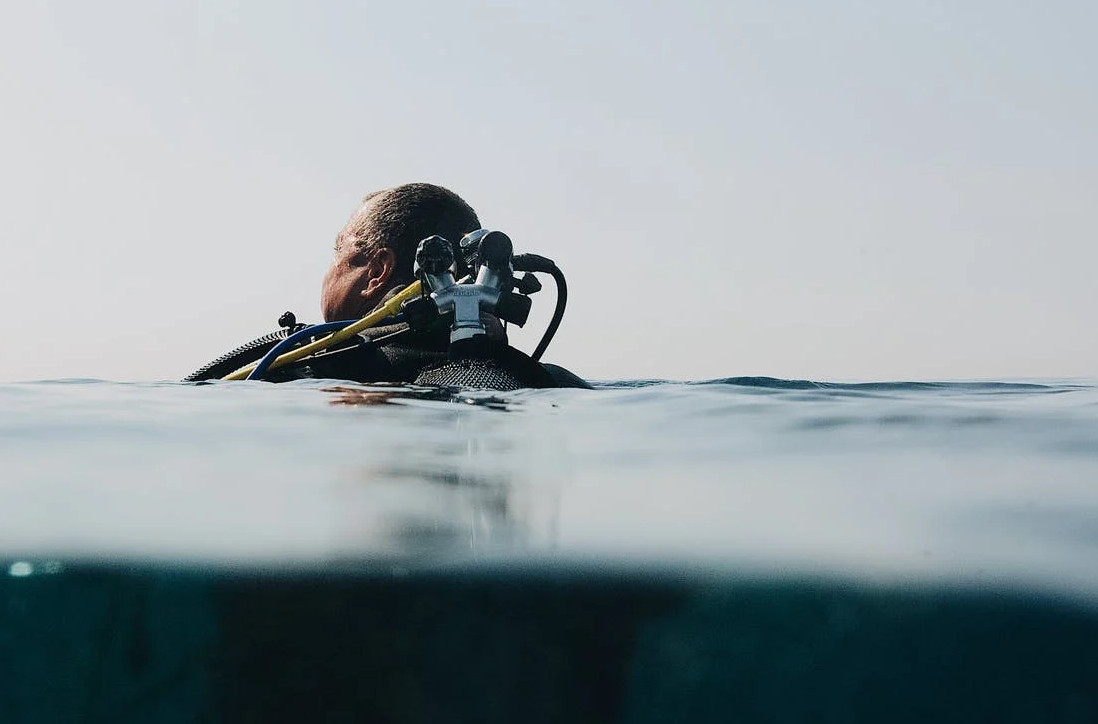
[1,0,1094,382]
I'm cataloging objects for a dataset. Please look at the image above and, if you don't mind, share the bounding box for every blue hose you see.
[246,321,355,381]
[246,314,408,381]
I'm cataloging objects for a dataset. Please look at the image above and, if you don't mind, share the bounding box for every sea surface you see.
[2,377,1098,722]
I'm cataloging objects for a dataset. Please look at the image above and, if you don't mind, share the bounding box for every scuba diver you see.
[184,183,589,390]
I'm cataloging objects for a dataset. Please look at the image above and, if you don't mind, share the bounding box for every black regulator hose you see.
[533,266,567,361]
[513,254,567,362]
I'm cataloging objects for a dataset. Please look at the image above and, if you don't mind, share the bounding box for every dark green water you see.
[4,561,1097,723]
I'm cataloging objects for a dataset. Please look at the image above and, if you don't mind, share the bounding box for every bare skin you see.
[321,245,397,322]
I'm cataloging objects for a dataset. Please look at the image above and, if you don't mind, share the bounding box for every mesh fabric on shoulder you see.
[413,358,526,391]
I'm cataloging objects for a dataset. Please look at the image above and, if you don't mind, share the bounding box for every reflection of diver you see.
[326,382,560,555]
[184,184,590,390]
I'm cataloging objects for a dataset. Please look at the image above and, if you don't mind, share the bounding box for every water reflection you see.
[323,384,513,411]
[323,384,562,561]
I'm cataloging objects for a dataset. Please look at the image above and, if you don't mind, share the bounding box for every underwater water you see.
[2,377,1098,722]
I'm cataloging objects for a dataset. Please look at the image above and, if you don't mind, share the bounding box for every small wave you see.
[14,378,115,386]
[592,379,673,389]
[688,377,1083,396]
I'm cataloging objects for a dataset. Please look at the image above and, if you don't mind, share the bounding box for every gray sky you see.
[1,0,1094,382]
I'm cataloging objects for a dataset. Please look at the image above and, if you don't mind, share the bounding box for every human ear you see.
[362,247,397,298]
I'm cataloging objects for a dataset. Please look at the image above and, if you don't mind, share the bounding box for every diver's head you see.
[322,183,480,321]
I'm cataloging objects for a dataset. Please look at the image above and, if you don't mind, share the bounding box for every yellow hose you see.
[221,281,424,381]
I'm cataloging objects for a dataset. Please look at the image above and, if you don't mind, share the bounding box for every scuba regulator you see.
[402,230,543,356]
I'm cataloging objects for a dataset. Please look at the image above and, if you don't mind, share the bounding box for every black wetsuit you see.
[184,318,589,389]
